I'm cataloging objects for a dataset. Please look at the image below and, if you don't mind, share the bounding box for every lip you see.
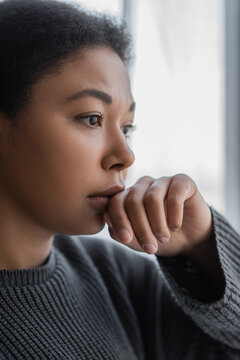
[88,185,125,198]
[87,196,110,211]
[87,185,125,212]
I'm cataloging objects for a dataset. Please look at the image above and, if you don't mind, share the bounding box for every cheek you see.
[0,122,104,234]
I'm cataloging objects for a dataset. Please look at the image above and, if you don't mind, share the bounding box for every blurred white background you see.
[131,0,223,214]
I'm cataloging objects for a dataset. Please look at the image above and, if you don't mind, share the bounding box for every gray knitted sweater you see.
[0,208,240,359]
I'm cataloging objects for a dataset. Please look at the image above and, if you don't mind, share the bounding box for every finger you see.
[143,177,172,242]
[166,173,197,231]
[107,176,160,254]
[122,177,162,253]
[104,207,144,252]
[106,176,154,245]
[105,190,135,244]
[104,214,144,252]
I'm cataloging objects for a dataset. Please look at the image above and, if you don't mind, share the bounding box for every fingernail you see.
[156,234,169,243]
[117,229,131,243]
[160,237,169,243]
[142,244,157,254]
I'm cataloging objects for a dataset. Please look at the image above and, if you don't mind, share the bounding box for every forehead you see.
[32,47,133,106]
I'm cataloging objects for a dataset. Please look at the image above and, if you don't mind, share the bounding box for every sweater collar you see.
[0,246,57,288]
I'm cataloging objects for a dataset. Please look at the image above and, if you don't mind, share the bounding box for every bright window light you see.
[129,0,224,214]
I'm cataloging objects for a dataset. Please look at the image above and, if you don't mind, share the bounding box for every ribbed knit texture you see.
[0,207,240,359]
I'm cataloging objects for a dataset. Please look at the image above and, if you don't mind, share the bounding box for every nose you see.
[101,131,135,172]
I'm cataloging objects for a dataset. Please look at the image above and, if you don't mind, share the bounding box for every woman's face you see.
[0,47,135,235]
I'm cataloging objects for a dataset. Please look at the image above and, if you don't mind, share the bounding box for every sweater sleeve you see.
[156,207,240,350]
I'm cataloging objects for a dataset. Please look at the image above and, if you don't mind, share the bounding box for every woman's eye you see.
[73,114,137,139]
[73,114,102,127]
[121,124,137,139]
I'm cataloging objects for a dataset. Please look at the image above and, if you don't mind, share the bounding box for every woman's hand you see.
[104,174,213,257]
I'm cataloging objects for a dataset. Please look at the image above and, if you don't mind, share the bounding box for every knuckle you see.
[144,191,160,206]
[167,193,182,206]
[172,173,189,188]
[172,173,197,196]
[137,175,154,183]
[169,181,180,193]
[125,191,139,207]
[159,176,171,181]
[175,173,189,180]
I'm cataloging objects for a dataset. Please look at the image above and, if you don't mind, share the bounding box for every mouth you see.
[88,185,125,198]
[87,195,110,211]
[87,185,125,211]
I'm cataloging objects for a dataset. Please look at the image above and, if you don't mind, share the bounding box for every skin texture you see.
[0,46,225,296]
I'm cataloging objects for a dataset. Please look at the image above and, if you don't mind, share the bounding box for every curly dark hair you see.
[0,0,132,120]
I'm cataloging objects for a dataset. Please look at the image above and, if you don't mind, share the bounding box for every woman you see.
[0,0,239,359]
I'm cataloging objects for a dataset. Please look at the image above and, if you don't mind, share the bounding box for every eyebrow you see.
[65,88,136,112]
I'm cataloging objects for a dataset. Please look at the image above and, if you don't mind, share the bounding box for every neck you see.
[0,206,54,270]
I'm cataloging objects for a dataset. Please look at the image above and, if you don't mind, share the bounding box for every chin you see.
[84,220,106,235]
[55,209,106,235]
[70,215,106,236]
